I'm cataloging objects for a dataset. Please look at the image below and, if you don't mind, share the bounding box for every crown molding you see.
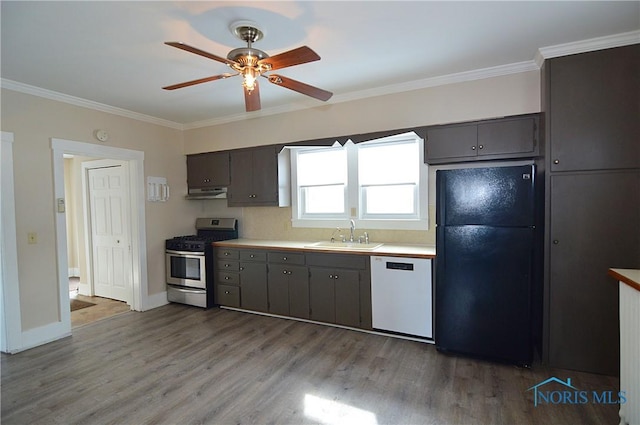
[535,30,640,67]
[0,79,184,130]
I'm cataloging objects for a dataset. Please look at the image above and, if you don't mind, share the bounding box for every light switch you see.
[28,232,37,244]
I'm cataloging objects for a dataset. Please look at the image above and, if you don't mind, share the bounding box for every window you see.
[291,132,427,230]
[295,146,347,218]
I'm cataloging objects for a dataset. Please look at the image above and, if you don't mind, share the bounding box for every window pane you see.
[298,148,346,186]
[359,141,418,185]
[364,185,415,214]
[303,185,345,214]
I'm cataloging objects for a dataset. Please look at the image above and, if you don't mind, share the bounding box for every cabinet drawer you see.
[217,271,239,285]
[216,249,239,260]
[216,284,240,308]
[240,250,267,262]
[216,260,239,271]
[267,251,305,265]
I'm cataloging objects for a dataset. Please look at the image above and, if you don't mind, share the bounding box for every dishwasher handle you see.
[386,261,414,271]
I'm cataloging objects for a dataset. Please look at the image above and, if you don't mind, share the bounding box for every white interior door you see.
[88,163,131,302]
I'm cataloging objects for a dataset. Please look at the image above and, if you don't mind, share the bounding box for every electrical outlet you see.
[28,232,37,244]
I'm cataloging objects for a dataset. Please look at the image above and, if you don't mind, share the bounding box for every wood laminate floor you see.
[1,304,620,425]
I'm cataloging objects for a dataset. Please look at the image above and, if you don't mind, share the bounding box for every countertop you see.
[213,238,436,259]
[609,268,640,292]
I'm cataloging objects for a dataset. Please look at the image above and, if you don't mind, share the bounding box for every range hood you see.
[185,187,228,200]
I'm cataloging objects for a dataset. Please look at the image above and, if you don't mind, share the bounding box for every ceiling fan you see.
[163,21,333,112]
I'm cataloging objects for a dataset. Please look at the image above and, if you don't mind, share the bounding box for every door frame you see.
[52,138,147,321]
[82,159,133,304]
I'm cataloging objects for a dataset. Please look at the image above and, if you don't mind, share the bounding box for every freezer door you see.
[435,225,534,365]
[436,165,535,226]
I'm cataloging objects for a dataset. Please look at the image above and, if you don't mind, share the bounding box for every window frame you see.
[290,132,428,231]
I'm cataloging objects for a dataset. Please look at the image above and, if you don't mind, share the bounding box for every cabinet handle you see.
[283,257,287,261]
[225,264,230,268]
[250,254,255,258]
[334,274,339,280]
[288,271,292,275]
[240,267,244,271]
[249,194,257,198]
[225,290,230,294]
[478,144,483,150]
[225,276,230,280]
[329,274,334,279]
[224,252,230,256]
[283,270,288,274]
[553,159,560,164]
[471,146,476,150]
[553,240,559,245]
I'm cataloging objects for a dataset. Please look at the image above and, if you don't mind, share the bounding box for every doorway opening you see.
[52,138,148,333]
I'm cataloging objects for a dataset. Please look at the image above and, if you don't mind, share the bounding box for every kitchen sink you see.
[306,241,384,251]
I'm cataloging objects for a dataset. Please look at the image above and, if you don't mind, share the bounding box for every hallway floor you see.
[69,278,131,327]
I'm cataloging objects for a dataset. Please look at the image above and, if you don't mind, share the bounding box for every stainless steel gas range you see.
[165,218,238,308]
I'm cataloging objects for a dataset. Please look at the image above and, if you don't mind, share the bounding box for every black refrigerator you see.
[435,164,541,366]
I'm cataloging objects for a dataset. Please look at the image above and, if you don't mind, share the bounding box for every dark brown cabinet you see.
[228,146,290,207]
[548,171,640,375]
[307,253,371,328]
[267,252,309,319]
[214,248,268,311]
[239,250,268,312]
[425,114,540,164]
[542,44,640,376]
[546,44,639,172]
[186,152,230,188]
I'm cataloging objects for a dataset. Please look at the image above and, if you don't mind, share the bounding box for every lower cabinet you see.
[268,263,309,319]
[307,253,372,329]
[239,250,268,312]
[214,247,373,330]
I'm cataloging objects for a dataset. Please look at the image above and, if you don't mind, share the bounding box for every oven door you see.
[165,250,206,289]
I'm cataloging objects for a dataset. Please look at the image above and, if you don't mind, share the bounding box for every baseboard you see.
[143,291,168,311]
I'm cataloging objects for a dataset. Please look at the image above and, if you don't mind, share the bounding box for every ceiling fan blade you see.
[259,46,320,71]
[266,74,333,101]
[165,41,236,66]
[244,81,261,112]
[162,73,236,90]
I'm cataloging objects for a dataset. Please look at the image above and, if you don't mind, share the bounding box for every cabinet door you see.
[228,150,254,204]
[548,44,640,171]
[334,269,361,327]
[251,146,279,204]
[240,262,268,312]
[548,171,640,375]
[309,267,335,323]
[288,265,310,319]
[268,264,291,316]
[477,117,536,157]
[186,152,230,188]
[425,124,477,162]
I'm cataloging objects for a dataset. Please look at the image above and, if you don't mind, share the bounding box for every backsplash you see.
[240,206,436,245]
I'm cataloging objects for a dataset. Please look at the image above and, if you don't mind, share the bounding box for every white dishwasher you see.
[370,256,433,339]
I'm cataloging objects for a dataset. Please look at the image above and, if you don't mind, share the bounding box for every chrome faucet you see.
[349,219,356,242]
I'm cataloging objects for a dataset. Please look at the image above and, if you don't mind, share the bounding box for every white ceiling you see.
[2,1,639,128]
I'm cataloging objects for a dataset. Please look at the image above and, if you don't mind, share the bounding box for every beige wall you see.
[1,89,202,331]
[184,70,541,243]
[1,68,540,334]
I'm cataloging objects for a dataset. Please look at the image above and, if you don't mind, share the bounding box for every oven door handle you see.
[169,286,206,294]
[166,249,205,256]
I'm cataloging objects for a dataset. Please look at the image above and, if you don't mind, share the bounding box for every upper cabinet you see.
[186,152,230,188]
[425,114,540,164]
[545,44,639,172]
[228,146,291,207]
